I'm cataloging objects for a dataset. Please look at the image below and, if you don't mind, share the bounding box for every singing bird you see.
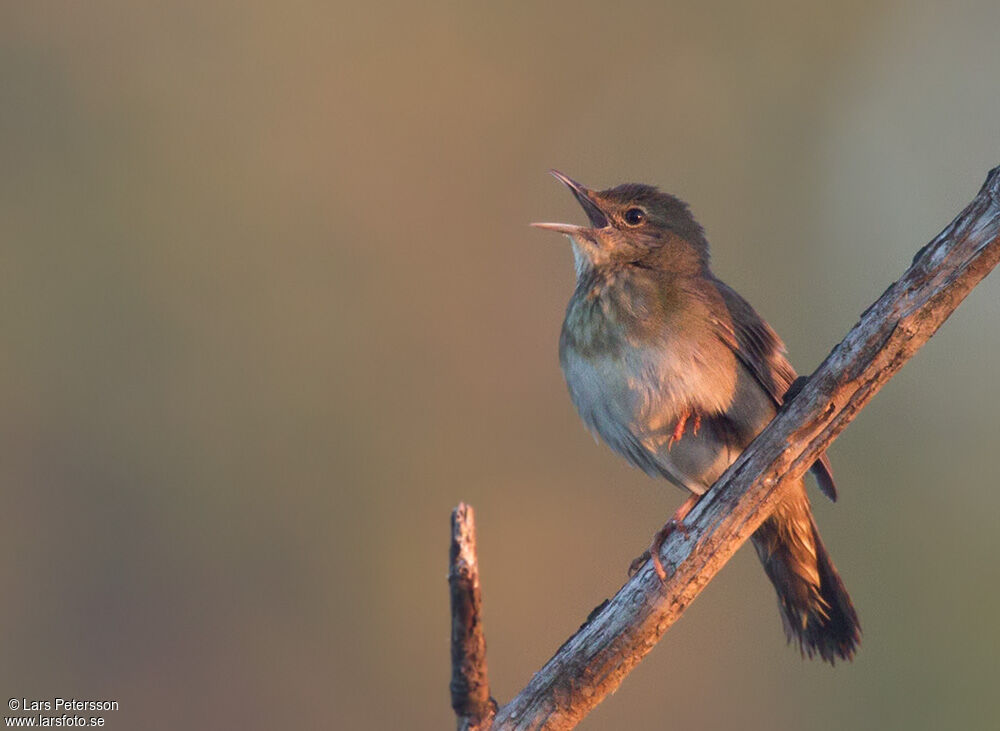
[533,171,860,663]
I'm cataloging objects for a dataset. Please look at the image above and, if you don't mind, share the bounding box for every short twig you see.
[449,503,496,730]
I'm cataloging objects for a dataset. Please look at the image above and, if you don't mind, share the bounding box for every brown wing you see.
[712,278,838,502]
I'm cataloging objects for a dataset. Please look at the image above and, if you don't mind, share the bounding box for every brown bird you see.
[534,171,861,663]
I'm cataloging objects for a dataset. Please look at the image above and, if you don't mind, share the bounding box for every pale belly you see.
[560,337,759,495]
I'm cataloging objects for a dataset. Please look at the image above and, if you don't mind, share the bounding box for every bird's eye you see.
[623,208,646,226]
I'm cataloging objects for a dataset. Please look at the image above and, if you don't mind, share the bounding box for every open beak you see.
[531,170,609,233]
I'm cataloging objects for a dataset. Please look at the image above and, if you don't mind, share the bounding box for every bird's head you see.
[533,170,709,276]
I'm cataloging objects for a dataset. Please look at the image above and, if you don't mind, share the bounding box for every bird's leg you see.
[628,493,701,581]
[667,407,701,449]
[668,411,688,448]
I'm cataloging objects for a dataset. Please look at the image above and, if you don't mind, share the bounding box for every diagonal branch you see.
[451,166,1000,731]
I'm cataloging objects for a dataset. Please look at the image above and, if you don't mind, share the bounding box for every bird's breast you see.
[559,283,740,488]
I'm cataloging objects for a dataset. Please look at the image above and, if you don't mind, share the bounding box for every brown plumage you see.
[535,171,860,663]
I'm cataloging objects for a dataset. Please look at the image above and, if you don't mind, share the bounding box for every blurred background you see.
[3,2,1000,729]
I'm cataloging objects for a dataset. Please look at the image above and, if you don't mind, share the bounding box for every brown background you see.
[3,2,1000,729]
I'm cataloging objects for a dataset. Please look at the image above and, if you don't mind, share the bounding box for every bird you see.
[533,170,861,663]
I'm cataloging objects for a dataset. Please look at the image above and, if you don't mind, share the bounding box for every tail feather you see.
[751,483,861,663]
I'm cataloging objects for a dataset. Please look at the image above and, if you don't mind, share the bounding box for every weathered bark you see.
[450,503,496,731]
[450,166,1000,731]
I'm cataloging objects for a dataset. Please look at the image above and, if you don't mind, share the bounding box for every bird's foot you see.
[667,408,701,450]
[627,494,700,581]
[627,518,692,581]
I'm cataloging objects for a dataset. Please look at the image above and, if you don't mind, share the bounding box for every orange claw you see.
[630,493,701,582]
[670,411,688,445]
[667,408,700,450]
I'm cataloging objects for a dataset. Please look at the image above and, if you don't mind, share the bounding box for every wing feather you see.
[712,278,838,502]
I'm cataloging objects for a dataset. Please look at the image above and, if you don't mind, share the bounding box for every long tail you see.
[750,483,861,663]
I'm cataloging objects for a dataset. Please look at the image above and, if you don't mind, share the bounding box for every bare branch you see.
[485,167,1000,729]
[450,503,496,731]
